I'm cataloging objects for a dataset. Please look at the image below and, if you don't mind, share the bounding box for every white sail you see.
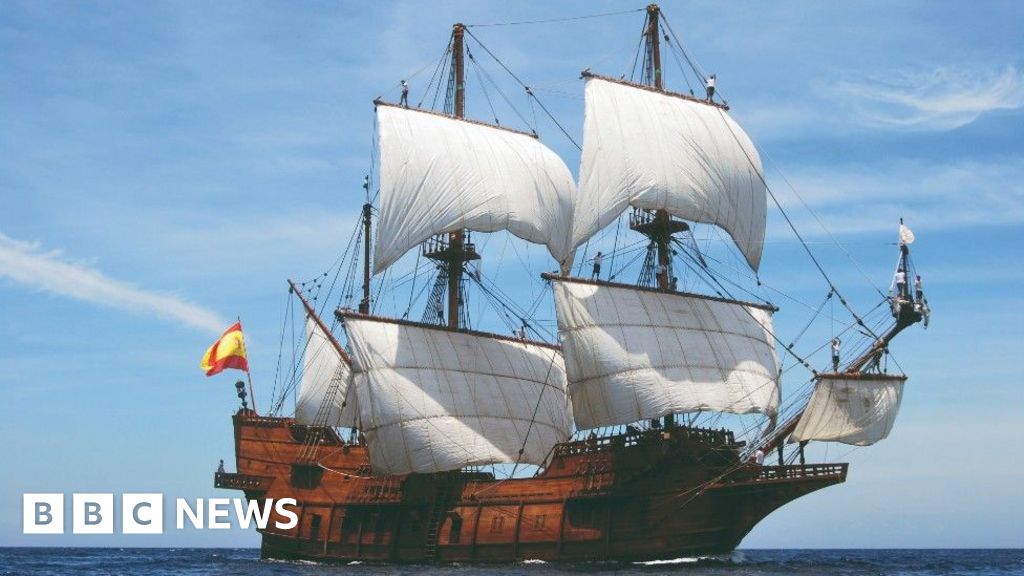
[295,317,354,427]
[790,374,906,446]
[343,316,573,475]
[373,104,576,274]
[552,279,780,429]
[573,76,766,270]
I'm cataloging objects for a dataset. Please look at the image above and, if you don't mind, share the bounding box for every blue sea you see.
[0,548,1021,575]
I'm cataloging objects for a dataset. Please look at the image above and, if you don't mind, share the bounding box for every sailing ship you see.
[215,5,928,563]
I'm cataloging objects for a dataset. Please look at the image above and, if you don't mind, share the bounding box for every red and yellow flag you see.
[200,321,249,376]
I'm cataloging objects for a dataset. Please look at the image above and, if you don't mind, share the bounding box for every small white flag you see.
[899,223,915,245]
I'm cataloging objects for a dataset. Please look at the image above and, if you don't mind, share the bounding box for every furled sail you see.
[790,374,906,446]
[573,75,767,270]
[295,317,354,426]
[343,315,573,475]
[372,104,576,274]
[551,278,780,429]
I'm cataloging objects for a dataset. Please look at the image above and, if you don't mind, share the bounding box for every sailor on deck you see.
[217,459,225,474]
[705,74,716,102]
[400,80,409,107]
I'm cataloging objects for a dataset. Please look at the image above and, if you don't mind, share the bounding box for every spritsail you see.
[790,374,906,446]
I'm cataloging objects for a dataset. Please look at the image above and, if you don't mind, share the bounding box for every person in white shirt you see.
[705,74,716,102]
[591,251,603,279]
[895,269,907,299]
[400,80,409,107]
[831,338,841,372]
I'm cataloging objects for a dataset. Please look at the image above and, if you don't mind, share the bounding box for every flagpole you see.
[239,316,258,414]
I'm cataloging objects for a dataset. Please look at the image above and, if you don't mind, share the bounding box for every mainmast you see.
[423,22,479,329]
[631,4,688,291]
[646,4,662,90]
[448,23,466,329]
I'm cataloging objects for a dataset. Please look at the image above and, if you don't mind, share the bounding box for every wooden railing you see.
[747,463,847,482]
[555,424,736,457]
[214,472,273,491]
[234,411,287,427]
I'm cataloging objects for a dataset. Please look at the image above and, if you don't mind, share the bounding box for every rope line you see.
[466,8,643,28]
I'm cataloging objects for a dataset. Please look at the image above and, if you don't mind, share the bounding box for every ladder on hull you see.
[422,475,451,562]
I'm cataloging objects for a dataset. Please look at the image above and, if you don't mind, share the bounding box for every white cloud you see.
[0,232,228,334]
[828,65,1024,131]
[767,158,1024,237]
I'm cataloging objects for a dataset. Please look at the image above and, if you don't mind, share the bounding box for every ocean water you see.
[0,548,1021,576]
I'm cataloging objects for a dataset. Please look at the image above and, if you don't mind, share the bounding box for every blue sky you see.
[1,0,1022,548]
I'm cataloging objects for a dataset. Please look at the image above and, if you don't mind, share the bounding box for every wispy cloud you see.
[768,158,1024,237]
[0,232,228,333]
[828,65,1024,131]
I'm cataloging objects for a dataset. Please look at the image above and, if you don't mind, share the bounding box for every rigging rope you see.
[757,148,889,300]
[418,44,451,109]
[463,28,581,150]
[660,14,708,84]
[714,107,882,342]
[466,8,643,28]
[464,38,533,129]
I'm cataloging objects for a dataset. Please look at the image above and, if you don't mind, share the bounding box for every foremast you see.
[344,22,579,475]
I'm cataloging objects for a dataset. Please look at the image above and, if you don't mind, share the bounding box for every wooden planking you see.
[224,412,846,563]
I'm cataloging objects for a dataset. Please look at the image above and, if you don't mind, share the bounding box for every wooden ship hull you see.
[216,410,846,563]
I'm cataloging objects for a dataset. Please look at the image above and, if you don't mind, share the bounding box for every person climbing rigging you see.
[400,80,409,107]
[831,338,841,372]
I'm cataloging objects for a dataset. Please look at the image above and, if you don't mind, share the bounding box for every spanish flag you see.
[200,321,249,376]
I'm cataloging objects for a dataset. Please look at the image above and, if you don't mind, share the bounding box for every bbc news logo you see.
[23,494,297,534]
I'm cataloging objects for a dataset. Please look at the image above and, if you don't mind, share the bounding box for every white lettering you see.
[176,498,203,529]
[274,498,298,530]
[232,499,273,530]
[208,498,231,529]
